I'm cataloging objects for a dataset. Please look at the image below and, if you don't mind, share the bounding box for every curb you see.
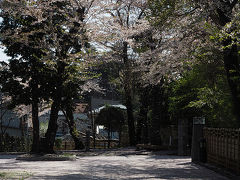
[0,152,26,155]
[16,154,77,161]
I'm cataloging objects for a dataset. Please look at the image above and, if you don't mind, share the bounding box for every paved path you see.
[0,154,229,180]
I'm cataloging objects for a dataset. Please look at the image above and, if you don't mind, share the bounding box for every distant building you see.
[90,96,122,110]
[39,103,91,137]
[0,109,22,137]
[0,93,31,137]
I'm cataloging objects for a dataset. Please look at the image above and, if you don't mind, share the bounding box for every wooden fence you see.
[54,140,75,151]
[204,128,240,174]
[91,139,119,149]
[54,139,119,150]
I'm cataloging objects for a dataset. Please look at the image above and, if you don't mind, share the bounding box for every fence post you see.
[238,129,240,175]
[85,130,90,151]
[191,117,205,162]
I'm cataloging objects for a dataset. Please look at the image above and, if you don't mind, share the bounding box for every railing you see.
[204,128,240,174]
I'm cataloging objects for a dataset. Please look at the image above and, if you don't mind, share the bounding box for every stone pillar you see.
[191,117,205,162]
[178,119,188,156]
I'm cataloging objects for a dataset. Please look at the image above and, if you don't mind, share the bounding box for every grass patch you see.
[0,171,32,179]
[62,153,74,157]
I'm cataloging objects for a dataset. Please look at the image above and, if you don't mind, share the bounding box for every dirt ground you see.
[0,149,230,180]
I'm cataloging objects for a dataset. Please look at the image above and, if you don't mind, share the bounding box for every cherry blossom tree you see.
[145,0,240,125]
[87,0,149,145]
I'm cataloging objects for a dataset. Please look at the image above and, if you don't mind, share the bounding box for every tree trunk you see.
[108,123,111,148]
[149,80,169,146]
[214,3,240,127]
[42,100,60,153]
[118,126,122,147]
[65,105,84,150]
[30,78,40,153]
[125,93,136,146]
[31,97,39,153]
[136,114,143,144]
[122,41,136,146]
[223,44,240,126]
[136,108,148,144]
[42,61,66,153]
[0,133,4,151]
[149,85,162,146]
[136,87,150,144]
[143,117,149,144]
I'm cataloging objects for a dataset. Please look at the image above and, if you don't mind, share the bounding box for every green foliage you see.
[0,0,96,105]
[62,153,74,157]
[148,0,176,27]
[210,11,240,49]
[0,134,31,152]
[95,105,125,131]
[94,59,123,99]
[54,138,62,150]
[39,121,48,137]
[0,171,32,180]
[169,46,237,127]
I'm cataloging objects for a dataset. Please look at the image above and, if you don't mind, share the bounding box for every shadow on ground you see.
[29,159,227,180]
[0,150,229,180]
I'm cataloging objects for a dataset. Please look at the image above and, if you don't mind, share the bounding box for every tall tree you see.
[0,0,95,153]
[146,0,240,126]
[32,0,95,153]
[87,0,149,145]
[0,4,49,152]
[192,0,240,125]
[169,48,237,127]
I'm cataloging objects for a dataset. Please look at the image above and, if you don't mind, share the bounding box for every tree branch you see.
[230,0,239,8]
[61,108,70,124]
[138,9,145,20]
[85,0,95,14]
[116,9,124,26]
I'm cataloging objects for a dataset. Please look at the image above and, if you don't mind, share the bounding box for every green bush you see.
[55,138,62,150]
[0,134,31,152]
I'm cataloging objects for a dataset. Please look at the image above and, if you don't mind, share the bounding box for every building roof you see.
[92,104,127,113]
[74,103,88,113]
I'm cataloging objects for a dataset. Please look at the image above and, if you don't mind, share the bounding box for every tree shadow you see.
[0,154,228,180]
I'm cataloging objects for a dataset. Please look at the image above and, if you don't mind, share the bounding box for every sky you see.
[0,48,10,62]
[0,17,9,62]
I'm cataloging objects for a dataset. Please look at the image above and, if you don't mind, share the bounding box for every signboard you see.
[193,117,205,125]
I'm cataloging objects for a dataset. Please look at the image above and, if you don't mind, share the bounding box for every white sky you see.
[0,48,10,62]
